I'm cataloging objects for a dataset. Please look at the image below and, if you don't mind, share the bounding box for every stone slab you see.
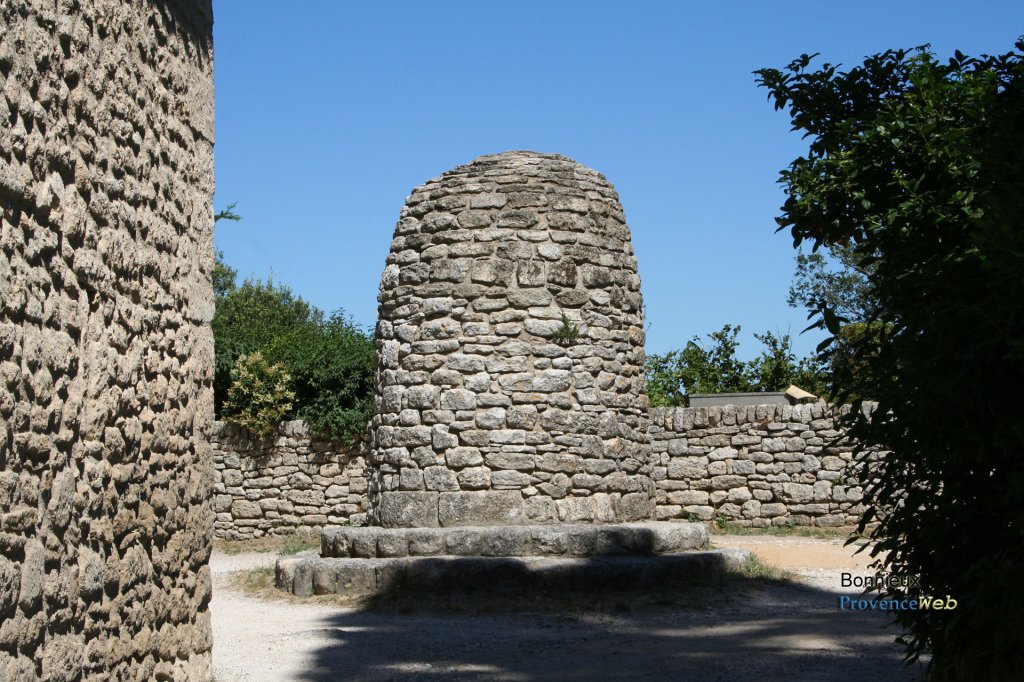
[377,491,439,527]
[321,521,708,558]
[276,549,753,597]
[438,490,525,526]
[688,392,790,407]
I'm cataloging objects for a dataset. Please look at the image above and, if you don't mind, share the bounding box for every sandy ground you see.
[210,536,925,681]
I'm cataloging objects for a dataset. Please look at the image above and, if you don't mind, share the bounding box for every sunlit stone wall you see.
[0,1,215,678]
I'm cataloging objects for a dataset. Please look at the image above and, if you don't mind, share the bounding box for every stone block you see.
[446,447,483,468]
[492,470,530,489]
[485,452,534,470]
[438,491,525,527]
[760,503,788,518]
[423,466,459,492]
[781,482,814,503]
[231,500,263,519]
[378,492,439,528]
[615,492,653,521]
[457,467,492,490]
[556,494,616,523]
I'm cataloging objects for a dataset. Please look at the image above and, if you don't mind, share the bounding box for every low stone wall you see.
[212,403,881,537]
[650,403,879,527]
[212,421,370,539]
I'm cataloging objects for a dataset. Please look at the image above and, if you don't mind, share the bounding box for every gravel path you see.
[211,538,926,681]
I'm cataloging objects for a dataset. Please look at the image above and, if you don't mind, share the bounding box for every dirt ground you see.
[210,534,925,681]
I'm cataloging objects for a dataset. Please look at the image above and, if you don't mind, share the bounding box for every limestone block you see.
[556,494,616,523]
[438,491,525,526]
[378,492,440,528]
[780,482,815,503]
[231,500,263,519]
[423,466,459,492]
[457,467,492,490]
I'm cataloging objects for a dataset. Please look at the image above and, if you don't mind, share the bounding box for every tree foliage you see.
[212,252,375,442]
[263,312,376,441]
[788,242,875,324]
[212,268,313,414]
[757,39,1024,680]
[645,325,826,406]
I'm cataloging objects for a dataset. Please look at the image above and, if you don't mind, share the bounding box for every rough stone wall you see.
[212,403,882,537]
[212,422,369,539]
[650,403,879,527]
[0,2,214,679]
[371,151,652,528]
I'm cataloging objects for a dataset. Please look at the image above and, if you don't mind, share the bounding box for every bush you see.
[264,312,375,442]
[221,352,295,439]
[212,254,375,442]
[212,274,314,417]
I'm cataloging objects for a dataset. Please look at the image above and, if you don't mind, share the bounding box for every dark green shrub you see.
[264,312,375,442]
[758,40,1024,679]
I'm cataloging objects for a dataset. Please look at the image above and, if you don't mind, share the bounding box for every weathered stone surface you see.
[378,492,440,528]
[211,421,369,539]
[0,1,214,677]
[648,403,884,528]
[438,491,525,527]
[370,152,653,526]
[214,401,882,537]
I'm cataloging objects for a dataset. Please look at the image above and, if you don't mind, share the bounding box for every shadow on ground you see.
[292,566,927,682]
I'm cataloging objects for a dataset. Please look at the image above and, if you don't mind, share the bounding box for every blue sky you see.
[212,1,1024,358]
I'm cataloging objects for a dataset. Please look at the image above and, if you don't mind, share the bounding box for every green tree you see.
[264,312,376,441]
[787,242,875,323]
[757,40,1024,680]
[747,330,828,397]
[211,248,375,441]
[212,273,314,416]
[213,250,238,299]
[213,202,242,298]
[645,325,825,406]
[646,325,751,406]
[787,242,882,398]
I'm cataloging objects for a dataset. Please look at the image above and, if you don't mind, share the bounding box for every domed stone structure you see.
[370,151,653,527]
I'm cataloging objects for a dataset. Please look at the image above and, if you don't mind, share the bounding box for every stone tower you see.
[370,151,653,528]
[0,1,214,678]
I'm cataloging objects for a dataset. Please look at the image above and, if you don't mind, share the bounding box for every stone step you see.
[276,549,753,597]
[320,521,708,559]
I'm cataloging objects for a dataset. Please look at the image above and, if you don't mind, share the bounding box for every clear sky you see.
[212,1,1024,359]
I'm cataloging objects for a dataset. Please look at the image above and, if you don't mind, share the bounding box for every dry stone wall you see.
[212,421,369,539]
[650,403,879,527]
[0,1,214,679]
[370,151,653,528]
[212,403,882,537]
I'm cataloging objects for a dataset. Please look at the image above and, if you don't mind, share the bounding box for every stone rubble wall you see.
[0,1,215,679]
[650,403,880,527]
[212,422,369,539]
[213,402,881,537]
[370,151,653,528]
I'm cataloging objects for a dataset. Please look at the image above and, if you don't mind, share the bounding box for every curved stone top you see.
[454,150,583,167]
[370,151,653,528]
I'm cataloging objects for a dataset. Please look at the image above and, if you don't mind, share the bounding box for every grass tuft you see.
[710,518,863,541]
